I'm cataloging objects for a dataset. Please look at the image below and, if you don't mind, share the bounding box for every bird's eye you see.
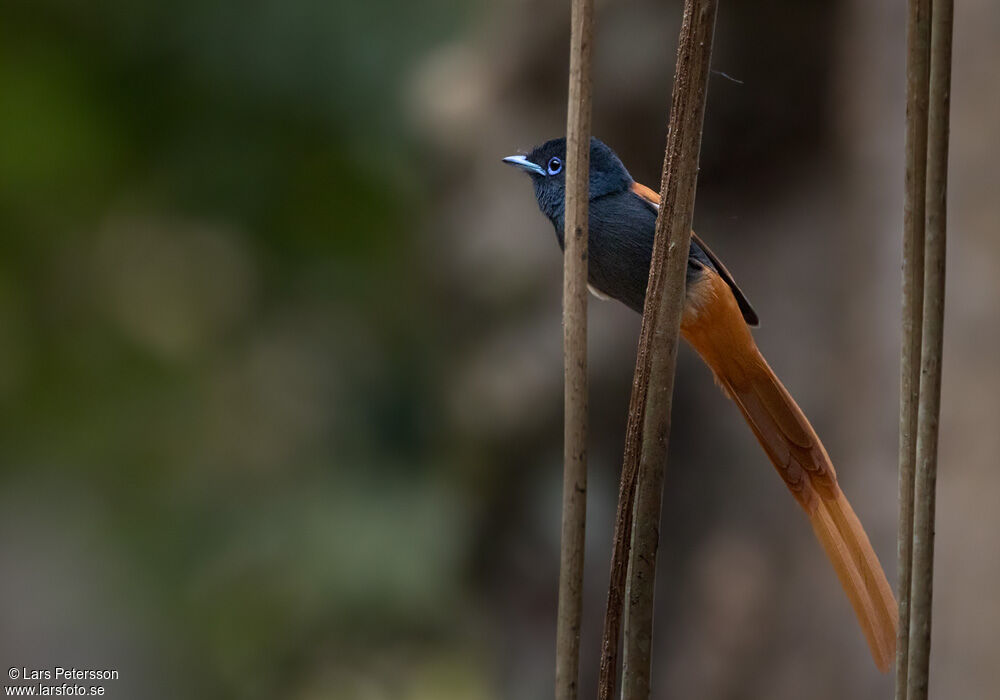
[547,156,563,175]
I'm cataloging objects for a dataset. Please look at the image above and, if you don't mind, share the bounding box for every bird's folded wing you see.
[629,180,759,326]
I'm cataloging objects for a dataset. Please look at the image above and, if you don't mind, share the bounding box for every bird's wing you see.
[629,181,759,326]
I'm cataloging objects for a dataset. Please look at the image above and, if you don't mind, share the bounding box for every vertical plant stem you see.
[556,0,593,698]
[596,298,648,700]
[906,0,951,697]
[619,3,718,699]
[896,0,931,695]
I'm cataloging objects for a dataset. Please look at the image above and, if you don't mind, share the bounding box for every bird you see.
[504,137,898,671]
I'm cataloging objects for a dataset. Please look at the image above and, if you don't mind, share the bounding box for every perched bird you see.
[504,137,898,671]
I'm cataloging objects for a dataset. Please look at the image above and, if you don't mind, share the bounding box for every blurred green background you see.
[1,1,997,699]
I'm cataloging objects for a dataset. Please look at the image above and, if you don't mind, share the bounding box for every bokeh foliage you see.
[0,2,488,698]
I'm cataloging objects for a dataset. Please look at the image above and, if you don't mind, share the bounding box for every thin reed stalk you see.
[555,0,593,698]
[905,0,952,697]
[614,3,718,699]
[896,0,931,694]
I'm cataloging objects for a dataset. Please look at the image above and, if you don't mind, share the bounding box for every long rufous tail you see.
[680,266,898,671]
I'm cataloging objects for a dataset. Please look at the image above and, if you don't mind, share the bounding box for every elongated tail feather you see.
[681,266,897,671]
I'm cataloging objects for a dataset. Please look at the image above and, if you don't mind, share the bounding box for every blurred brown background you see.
[0,1,996,698]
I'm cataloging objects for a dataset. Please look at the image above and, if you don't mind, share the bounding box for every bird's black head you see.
[503,137,633,228]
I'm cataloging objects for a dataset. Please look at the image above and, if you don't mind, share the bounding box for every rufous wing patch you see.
[629,181,759,326]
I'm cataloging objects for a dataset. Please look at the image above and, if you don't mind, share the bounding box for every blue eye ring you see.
[546,156,563,175]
